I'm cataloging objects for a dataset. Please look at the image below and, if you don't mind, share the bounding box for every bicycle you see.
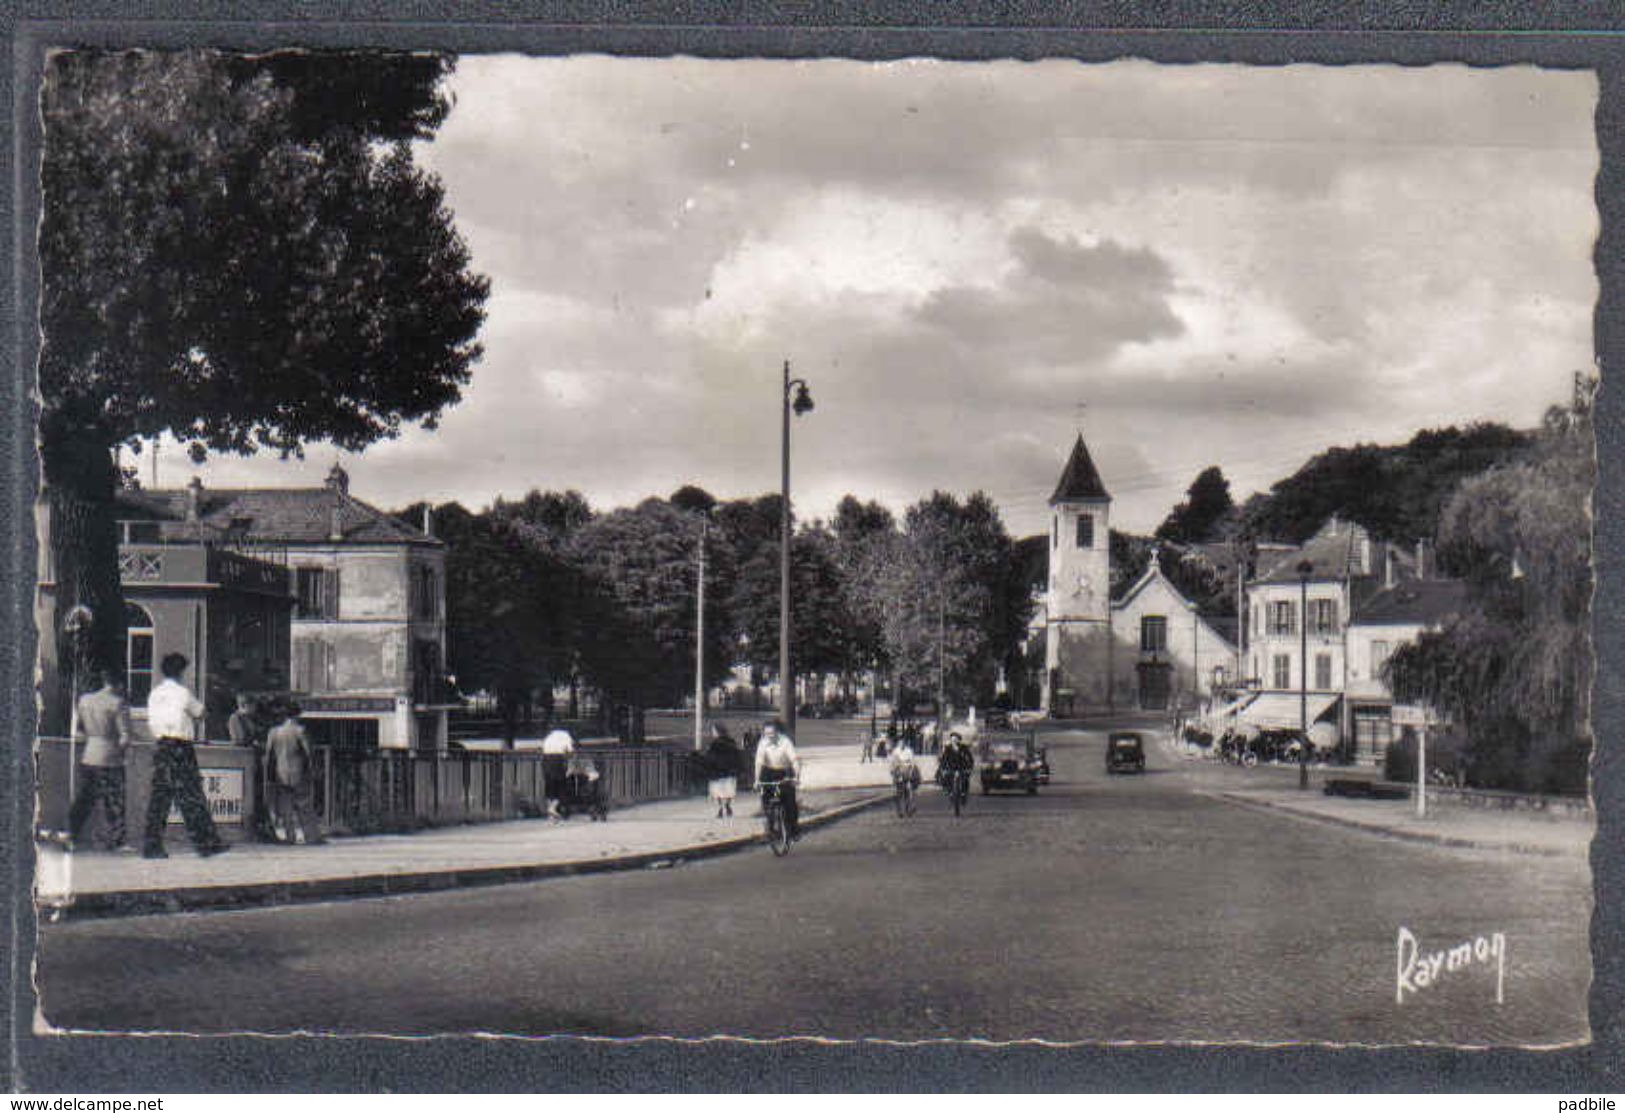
[892,770,919,818]
[944,767,970,817]
[759,777,796,856]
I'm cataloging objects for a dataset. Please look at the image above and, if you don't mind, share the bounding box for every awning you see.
[1236,692,1340,729]
[1208,695,1253,722]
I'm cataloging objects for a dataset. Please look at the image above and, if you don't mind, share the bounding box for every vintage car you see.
[978,733,1043,795]
[1105,732,1146,774]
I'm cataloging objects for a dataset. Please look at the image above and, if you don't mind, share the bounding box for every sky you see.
[165,56,1600,538]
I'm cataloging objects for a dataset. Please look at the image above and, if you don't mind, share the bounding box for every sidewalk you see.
[36,746,913,918]
[1153,732,1593,858]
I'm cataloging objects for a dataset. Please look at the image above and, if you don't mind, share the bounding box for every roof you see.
[1049,435,1110,503]
[1351,579,1468,627]
[1254,517,1372,585]
[117,483,438,547]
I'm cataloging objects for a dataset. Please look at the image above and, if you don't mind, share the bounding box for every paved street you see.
[36,727,1590,1044]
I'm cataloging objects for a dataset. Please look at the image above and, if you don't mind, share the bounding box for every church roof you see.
[1049,435,1111,503]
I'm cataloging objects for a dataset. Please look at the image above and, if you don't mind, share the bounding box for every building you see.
[1043,436,1114,716]
[1107,554,1237,712]
[1344,577,1467,763]
[35,507,294,741]
[116,464,449,751]
[1041,435,1236,716]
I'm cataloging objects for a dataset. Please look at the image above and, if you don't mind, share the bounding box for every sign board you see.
[168,768,245,826]
[301,696,396,714]
[1391,704,1434,728]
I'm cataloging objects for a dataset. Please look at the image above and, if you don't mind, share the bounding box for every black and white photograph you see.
[19,41,1602,1058]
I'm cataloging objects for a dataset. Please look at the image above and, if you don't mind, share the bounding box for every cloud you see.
[179,55,1598,540]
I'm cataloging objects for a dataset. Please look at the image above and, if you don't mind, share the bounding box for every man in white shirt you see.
[540,728,575,821]
[753,719,802,839]
[141,652,228,859]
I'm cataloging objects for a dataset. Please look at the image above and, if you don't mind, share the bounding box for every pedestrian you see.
[141,652,228,859]
[706,722,741,818]
[63,669,134,851]
[228,694,276,843]
[266,704,323,845]
[860,728,874,764]
[753,718,802,840]
[540,727,575,822]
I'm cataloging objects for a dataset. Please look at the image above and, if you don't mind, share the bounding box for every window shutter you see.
[323,569,340,619]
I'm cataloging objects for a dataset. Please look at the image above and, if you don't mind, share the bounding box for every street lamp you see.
[781,360,814,736]
[1297,559,1313,790]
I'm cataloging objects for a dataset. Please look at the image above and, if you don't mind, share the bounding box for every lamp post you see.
[1297,559,1313,790]
[780,360,814,737]
[694,519,707,752]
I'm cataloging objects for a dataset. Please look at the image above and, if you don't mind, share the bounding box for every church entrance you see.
[1136,661,1172,711]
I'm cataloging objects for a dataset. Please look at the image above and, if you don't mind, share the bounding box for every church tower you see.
[1044,435,1113,716]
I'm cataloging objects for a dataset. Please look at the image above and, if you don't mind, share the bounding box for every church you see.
[1041,436,1237,717]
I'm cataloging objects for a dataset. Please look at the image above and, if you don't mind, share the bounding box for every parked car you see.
[979,733,1043,795]
[1106,732,1146,774]
[982,708,1013,731]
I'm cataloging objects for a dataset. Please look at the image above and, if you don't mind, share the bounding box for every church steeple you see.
[1050,435,1111,504]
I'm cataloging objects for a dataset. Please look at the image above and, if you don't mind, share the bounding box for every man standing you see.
[65,669,133,851]
[141,652,228,859]
[227,694,276,842]
[266,705,323,845]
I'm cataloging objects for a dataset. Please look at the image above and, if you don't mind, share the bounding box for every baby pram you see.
[557,756,609,821]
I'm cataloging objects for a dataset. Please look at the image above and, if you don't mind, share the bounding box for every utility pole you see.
[694,520,707,752]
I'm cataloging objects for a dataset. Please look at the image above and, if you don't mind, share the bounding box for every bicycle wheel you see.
[766,801,791,856]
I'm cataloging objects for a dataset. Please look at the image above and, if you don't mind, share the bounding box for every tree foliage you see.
[1241,423,1530,544]
[1385,378,1594,792]
[1155,466,1235,543]
[38,49,488,677]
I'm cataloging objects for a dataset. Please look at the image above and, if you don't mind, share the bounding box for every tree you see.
[397,501,581,745]
[728,526,850,689]
[877,492,1027,707]
[568,499,733,729]
[38,49,488,686]
[831,496,899,679]
[490,489,593,544]
[1155,466,1235,543]
[1386,377,1594,793]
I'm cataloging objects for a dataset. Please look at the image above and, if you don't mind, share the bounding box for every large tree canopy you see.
[38,49,488,679]
[1155,465,1235,544]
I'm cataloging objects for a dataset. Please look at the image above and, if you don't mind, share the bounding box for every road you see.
[36,727,1590,1044]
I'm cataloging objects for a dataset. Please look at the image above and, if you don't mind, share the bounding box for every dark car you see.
[983,708,1013,731]
[979,733,1043,795]
[1106,732,1146,774]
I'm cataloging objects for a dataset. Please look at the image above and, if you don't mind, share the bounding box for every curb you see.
[41,791,893,920]
[1207,791,1586,859]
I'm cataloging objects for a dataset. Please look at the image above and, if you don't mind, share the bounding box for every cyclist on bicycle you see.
[754,719,802,840]
[939,731,977,794]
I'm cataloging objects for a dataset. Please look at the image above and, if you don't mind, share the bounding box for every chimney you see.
[329,507,344,542]
[325,462,350,495]
[185,476,203,522]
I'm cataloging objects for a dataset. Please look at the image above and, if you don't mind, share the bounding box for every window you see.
[125,603,154,705]
[1315,653,1333,689]
[412,565,438,621]
[1370,639,1392,679]
[295,566,339,620]
[1311,598,1339,635]
[1075,514,1094,549]
[1268,600,1296,636]
[1272,654,1291,689]
[295,640,335,692]
[1140,615,1168,653]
